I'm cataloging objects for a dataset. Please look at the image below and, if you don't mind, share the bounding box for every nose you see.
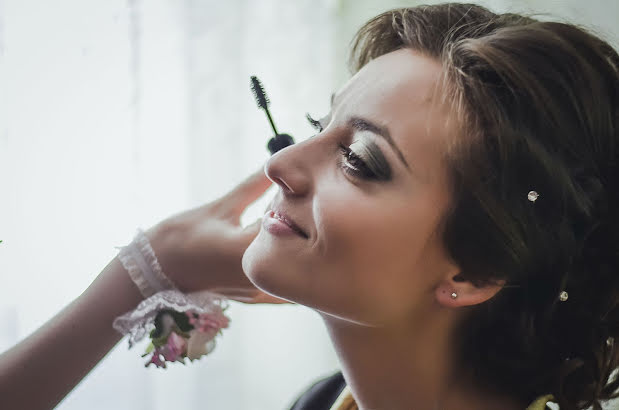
[264,139,315,197]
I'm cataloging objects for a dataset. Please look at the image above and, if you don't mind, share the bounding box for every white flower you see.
[186,329,216,360]
[158,313,176,339]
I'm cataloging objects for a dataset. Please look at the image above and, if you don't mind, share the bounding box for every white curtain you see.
[1,1,617,409]
[0,1,339,409]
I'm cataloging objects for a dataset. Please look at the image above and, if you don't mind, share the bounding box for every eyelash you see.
[306,113,376,180]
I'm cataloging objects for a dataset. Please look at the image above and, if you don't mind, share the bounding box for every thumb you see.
[220,165,273,220]
[241,218,263,239]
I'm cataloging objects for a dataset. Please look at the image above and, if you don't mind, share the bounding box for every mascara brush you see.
[250,75,295,155]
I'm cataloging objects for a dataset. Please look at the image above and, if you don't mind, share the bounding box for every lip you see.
[264,208,308,239]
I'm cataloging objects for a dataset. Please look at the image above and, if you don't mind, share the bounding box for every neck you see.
[319,307,524,410]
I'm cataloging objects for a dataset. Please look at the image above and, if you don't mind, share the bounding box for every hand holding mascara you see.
[250,76,295,155]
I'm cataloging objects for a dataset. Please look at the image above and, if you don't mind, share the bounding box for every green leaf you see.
[169,310,194,332]
[151,334,169,348]
[144,342,155,354]
[151,309,194,340]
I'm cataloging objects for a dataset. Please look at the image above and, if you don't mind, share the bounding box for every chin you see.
[242,238,295,300]
[242,234,364,318]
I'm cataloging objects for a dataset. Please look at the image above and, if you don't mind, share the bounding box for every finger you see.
[220,165,273,220]
[251,294,294,304]
[209,287,258,295]
[240,218,262,239]
[263,200,273,214]
[221,295,257,303]
[207,289,257,303]
[208,287,291,305]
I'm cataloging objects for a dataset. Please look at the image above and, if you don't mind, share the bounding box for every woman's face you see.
[242,48,461,326]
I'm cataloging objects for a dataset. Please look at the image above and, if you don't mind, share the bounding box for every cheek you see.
[318,199,435,324]
[242,183,450,326]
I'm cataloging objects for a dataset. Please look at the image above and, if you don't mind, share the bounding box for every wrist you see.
[143,222,174,267]
[143,222,189,292]
[97,256,145,317]
[142,220,219,294]
[116,225,178,300]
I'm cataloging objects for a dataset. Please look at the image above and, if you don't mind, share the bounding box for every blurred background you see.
[0,1,617,409]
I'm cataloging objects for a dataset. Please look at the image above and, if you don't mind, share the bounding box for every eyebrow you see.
[330,92,411,172]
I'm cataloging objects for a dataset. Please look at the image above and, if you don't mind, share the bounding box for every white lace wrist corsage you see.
[113,228,230,368]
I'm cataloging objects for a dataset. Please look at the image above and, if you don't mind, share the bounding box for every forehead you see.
[336,48,455,184]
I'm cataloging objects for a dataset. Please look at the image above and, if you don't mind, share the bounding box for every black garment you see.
[289,371,346,410]
[288,370,555,409]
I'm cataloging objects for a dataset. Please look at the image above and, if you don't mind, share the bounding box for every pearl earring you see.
[450,292,458,299]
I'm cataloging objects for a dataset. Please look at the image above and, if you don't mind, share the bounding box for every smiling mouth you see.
[269,210,308,239]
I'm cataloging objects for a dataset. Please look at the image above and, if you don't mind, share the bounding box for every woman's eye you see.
[306,112,377,180]
[338,144,376,180]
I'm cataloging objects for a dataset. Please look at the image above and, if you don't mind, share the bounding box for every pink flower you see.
[145,352,166,368]
[193,313,229,332]
[160,331,187,362]
[143,309,231,367]
[186,311,198,326]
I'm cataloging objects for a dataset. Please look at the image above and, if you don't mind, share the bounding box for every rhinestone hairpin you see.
[527,191,569,304]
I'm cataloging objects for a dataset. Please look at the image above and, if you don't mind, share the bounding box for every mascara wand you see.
[250,75,295,155]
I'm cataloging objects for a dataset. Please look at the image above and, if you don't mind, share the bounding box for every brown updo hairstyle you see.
[349,3,619,409]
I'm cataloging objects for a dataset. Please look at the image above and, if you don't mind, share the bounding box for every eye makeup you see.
[306,113,392,181]
[346,135,392,180]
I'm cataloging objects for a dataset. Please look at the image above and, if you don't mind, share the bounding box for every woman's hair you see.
[349,3,619,409]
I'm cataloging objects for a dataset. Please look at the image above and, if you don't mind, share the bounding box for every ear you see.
[435,273,505,308]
